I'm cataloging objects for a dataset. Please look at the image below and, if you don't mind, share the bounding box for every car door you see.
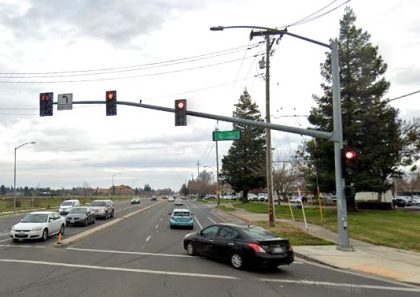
[196,225,220,256]
[213,226,240,260]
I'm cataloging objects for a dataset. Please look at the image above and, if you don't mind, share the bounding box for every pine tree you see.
[221,89,266,201]
[304,7,419,207]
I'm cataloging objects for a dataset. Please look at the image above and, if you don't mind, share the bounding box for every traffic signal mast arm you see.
[64,100,334,141]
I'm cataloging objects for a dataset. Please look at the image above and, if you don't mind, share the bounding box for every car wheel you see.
[111,211,114,218]
[84,219,88,226]
[230,252,245,269]
[93,217,96,224]
[42,229,48,241]
[60,224,65,235]
[186,242,197,256]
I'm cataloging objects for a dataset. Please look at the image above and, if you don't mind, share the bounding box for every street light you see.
[204,165,220,207]
[14,141,36,212]
[210,25,350,250]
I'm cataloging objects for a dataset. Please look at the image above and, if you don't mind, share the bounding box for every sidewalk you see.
[211,207,420,286]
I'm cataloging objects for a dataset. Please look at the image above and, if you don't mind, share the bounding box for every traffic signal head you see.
[106,90,117,116]
[40,92,54,117]
[175,99,187,126]
[341,148,357,177]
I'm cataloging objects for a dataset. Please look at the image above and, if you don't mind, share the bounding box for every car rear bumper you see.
[250,251,294,266]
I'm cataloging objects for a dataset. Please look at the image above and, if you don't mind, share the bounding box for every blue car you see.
[169,208,194,229]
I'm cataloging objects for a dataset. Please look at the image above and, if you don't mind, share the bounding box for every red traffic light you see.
[177,101,185,109]
[106,91,115,101]
[344,150,357,160]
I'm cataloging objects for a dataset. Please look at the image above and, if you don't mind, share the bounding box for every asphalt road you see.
[0,199,419,297]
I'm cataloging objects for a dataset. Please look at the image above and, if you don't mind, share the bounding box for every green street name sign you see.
[212,130,241,141]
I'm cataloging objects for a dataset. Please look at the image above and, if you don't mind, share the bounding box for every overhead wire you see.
[0,43,262,77]
[286,0,350,28]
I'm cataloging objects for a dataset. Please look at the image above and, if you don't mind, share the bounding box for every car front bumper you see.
[10,230,43,240]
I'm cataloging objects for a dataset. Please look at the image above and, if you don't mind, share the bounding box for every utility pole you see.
[264,33,275,227]
[196,161,201,181]
[215,140,220,207]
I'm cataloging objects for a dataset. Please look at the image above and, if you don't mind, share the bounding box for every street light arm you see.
[16,141,36,150]
[211,25,331,49]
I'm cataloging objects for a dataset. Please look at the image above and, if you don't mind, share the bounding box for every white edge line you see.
[0,259,238,280]
[66,247,191,258]
[257,278,420,292]
[146,236,151,242]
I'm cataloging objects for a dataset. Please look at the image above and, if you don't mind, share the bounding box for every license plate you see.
[15,234,26,238]
[272,247,284,253]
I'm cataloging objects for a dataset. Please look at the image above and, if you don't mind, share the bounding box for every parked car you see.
[258,193,267,202]
[10,211,66,242]
[392,196,410,207]
[184,223,294,270]
[248,193,259,201]
[66,207,95,226]
[169,208,194,229]
[151,196,158,201]
[174,198,183,206]
[168,196,175,202]
[90,200,114,219]
[58,199,80,216]
[130,197,141,204]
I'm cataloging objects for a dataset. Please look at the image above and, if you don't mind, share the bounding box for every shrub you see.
[356,201,393,210]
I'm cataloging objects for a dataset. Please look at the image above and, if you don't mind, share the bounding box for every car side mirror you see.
[49,218,53,222]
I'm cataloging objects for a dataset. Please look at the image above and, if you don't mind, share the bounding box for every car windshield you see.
[68,208,87,214]
[173,212,190,217]
[91,201,106,206]
[21,213,49,223]
[241,226,277,240]
[61,201,73,206]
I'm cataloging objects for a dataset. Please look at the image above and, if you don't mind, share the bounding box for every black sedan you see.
[183,223,294,270]
[66,207,96,226]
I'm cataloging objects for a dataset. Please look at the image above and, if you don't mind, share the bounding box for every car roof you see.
[173,208,190,212]
[28,211,56,215]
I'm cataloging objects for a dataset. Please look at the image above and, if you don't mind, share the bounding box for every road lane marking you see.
[0,259,238,280]
[257,278,420,292]
[207,217,217,224]
[66,247,191,258]
[0,244,46,248]
[194,217,203,229]
[0,238,12,243]
[146,236,151,242]
[155,224,159,229]
[0,231,10,236]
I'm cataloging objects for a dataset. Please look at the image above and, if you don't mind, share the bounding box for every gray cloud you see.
[0,0,209,45]
[392,67,420,86]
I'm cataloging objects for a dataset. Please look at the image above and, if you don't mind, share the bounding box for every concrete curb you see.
[54,202,164,248]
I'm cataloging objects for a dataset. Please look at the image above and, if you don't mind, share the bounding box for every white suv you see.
[59,199,80,216]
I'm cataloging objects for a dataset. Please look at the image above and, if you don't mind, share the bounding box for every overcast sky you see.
[1,0,419,191]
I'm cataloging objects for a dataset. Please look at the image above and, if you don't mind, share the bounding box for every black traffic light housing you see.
[40,92,53,117]
[341,148,357,177]
[106,90,117,116]
[175,99,187,126]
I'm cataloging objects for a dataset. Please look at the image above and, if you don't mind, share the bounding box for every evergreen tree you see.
[221,89,266,201]
[304,7,420,207]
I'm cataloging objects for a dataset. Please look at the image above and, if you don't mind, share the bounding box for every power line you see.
[286,0,350,27]
[0,43,262,77]
[0,54,263,84]
[389,89,420,102]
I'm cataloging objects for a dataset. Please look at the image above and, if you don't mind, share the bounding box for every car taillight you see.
[248,243,266,253]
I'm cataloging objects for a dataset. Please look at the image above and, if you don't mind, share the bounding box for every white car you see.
[10,211,66,242]
[168,197,175,202]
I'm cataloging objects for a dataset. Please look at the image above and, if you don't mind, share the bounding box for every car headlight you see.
[31,227,42,232]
